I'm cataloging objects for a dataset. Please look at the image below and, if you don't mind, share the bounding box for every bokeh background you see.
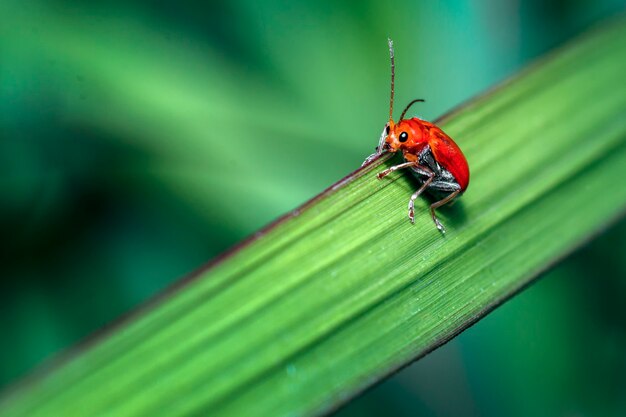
[1,1,625,416]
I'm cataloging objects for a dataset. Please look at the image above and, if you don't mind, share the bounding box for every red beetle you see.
[364,39,470,234]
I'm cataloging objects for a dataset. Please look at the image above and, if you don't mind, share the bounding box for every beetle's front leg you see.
[376,161,419,180]
[362,125,390,166]
[362,152,380,166]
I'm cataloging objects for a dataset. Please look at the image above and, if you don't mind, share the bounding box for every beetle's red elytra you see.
[363,39,470,234]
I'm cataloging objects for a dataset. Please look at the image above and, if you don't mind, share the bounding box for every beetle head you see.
[379,117,423,154]
[384,119,403,152]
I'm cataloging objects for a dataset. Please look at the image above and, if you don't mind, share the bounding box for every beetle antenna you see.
[388,38,395,121]
[399,98,425,121]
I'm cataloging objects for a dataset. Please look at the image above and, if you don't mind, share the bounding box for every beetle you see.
[363,39,469,234]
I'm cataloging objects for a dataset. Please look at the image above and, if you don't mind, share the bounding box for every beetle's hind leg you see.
[430,190,461,234]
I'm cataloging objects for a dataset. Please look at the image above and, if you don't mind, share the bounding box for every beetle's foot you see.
[362,153,379,166]
[433,218,446,234]
[408,201,415,224]
[376,170,390,180]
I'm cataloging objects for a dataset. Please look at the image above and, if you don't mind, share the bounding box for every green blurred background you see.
[1,1,625,416]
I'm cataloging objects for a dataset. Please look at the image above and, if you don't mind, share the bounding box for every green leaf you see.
[2,16,626,417]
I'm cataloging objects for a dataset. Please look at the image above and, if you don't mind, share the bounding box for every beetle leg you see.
[376,161,423,179]
[408,171,434,224]
[362,125,390,166]
[429,190,461,234]
[376,161,433,180]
